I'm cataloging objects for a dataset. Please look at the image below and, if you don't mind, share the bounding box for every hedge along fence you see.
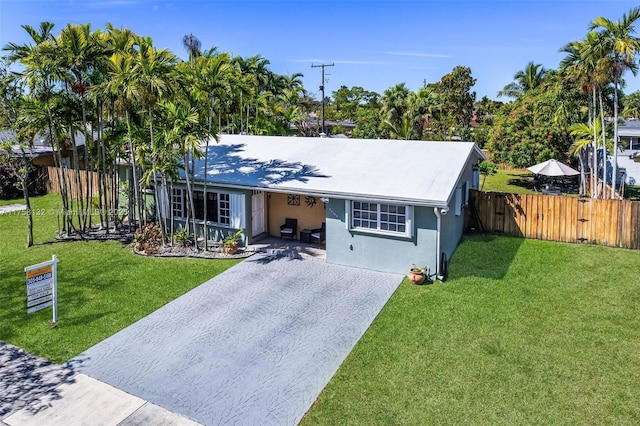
[467,190,640,249]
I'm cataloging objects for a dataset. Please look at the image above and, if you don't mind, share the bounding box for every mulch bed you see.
[55,227,256,259]
[133,244,257,259]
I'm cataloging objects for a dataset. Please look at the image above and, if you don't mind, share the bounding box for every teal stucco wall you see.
[325,199,438,276]
[324,150,480,276]
[166,185,252,246]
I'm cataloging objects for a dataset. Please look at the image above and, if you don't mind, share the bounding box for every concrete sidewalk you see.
[0,342,200,426]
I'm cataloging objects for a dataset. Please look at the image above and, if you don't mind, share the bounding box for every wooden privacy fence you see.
[467,190,640,249]
[45,166,115,204]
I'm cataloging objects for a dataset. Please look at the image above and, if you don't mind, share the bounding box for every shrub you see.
[173,229,195,247]
[134,222,163,254]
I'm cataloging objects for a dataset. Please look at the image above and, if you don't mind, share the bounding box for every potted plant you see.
[408,265,426,285]
[222,230,244,255]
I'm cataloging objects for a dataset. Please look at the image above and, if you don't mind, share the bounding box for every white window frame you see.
[455,181,468,216]
[170,187,235,227]
[347,200,413,238]
[171,188,185,218]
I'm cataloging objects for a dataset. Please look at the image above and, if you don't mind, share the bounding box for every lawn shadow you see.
[506,173,536,192]
[0,341,82,419]
[448,232,525,281]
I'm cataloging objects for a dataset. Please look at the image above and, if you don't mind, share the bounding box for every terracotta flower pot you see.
[223,243,238,255]
[408,268,426,285]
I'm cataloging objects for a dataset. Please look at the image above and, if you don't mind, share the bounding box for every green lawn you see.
[625,185,640,201]
[303,235,640,425]
[0,194,240,363]
[481,169,538,194]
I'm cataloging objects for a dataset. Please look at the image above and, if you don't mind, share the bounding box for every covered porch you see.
[250,190,327,245]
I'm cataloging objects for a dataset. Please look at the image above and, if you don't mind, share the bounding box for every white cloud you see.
[384,51,453,59]
[291,59,391,66]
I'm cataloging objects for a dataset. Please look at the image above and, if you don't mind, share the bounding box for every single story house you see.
[160,135,485,277]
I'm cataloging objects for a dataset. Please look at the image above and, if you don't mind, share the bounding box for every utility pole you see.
[311,62,334,135]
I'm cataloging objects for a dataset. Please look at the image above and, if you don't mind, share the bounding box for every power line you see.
[311,63,334,136]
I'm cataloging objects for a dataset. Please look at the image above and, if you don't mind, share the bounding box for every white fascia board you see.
[171,179,449,208]
[444,146,485,207]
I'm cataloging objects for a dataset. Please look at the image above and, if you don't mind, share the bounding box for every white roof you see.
[186,135,484,208]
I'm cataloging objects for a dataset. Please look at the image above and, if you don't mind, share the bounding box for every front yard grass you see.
[0,194,240,363]
[303,235,640,425]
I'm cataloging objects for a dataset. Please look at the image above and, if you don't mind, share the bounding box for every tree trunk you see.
[46,103,72,234]
[592,86,597,198]
[599,92,607,200]
[20,149,33,247]
[184,153,198,251]
[68,125,85,231]
[125,110,142,229]
[149,113,166,245]
[612,77,619,199]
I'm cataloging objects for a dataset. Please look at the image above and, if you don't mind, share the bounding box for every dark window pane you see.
[205,192,218,222]
[193,191,204,220]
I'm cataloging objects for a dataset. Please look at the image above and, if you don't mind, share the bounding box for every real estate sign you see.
[25,255,59,322]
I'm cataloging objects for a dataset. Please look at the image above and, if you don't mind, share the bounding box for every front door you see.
[251,191,265,236]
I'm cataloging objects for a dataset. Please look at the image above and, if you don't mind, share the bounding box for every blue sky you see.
[1,1,640,101]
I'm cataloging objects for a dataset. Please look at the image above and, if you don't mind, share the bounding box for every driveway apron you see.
[71,253,402,425]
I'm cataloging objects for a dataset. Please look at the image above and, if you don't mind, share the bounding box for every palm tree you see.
[407,86,440,139]
[131,36,177,243]
[189,53,233,248]
[182,33,201,64]
[158,99,206,248]
[380,83,410,139]
[3,22,56,64]
[622,90,640,118]
[569,116,612,195]
[498,62,548,98]
[4,22,79,233]
[382,116,414,140]
[590,7,640,198]
[57,23,106,230]
[560,31,613,198]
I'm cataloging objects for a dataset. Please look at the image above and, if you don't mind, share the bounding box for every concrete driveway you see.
[69,253,402,425]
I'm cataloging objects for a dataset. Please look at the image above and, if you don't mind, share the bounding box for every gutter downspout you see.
[433,207,449,281]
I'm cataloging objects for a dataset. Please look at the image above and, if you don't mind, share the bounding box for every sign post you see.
[25,255,59,323]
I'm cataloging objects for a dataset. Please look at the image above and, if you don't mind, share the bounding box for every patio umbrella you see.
[526,159,579,177]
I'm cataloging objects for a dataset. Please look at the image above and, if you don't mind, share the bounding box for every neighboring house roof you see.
[0,129,87,158]
[619,119,640,138]
[182,135,485,208]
